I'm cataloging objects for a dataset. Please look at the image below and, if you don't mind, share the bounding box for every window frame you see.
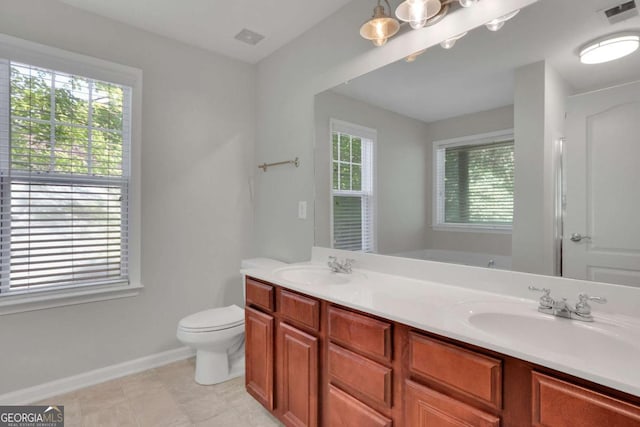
[0,34,142,315]
[432,129,514,234]
[329,119,377,253]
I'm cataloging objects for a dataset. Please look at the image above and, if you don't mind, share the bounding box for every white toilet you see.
[176,258,285,385]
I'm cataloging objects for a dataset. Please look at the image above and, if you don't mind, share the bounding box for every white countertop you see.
[244,256,640,398]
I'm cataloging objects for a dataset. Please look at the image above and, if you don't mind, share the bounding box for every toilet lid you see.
[179,304,244,332]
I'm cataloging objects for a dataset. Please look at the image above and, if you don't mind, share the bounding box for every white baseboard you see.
[0,346,196,405]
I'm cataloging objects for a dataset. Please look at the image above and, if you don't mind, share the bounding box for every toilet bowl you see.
[177,304,245,385]
[177,258,285,385]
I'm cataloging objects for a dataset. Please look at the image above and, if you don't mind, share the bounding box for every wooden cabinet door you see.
[245,307,275,410]
[405,380,500,427]
[278,321,319,427]
[532,372,640,427]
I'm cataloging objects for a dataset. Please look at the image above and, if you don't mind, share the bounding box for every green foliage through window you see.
[1,58,131,294]
[443,140,514,225]
[332,132,362,191]
[330,127,374,252]
[10,62,125,176]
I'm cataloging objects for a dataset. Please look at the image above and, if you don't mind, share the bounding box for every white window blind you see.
[434,131,514,231]
[0,59,131,296]
[330,120,375,252]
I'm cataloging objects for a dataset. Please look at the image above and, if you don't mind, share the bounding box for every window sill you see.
[432,224,512,234]
[0,282,144,316]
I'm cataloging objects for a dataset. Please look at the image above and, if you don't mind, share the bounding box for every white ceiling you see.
[332,0,640,123]
[57,0,354,63]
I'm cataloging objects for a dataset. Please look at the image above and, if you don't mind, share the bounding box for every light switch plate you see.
[298,201,307,219]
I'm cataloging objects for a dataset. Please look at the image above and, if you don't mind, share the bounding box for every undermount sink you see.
[272,265,362,286]
[454,301,640,363]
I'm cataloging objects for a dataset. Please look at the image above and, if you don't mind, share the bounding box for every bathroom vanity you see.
[243,250,640,427]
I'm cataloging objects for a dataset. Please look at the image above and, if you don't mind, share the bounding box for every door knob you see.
[570,233,591,242]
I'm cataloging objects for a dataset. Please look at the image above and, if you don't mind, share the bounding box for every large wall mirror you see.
[314,0,640,286]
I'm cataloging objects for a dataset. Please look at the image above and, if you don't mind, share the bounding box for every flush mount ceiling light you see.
[360,0,518,50]
[579,33,640,64]
[360,0,400,47]
[440,31,468,49]
[395,0,442,30]
[485,9,520,31]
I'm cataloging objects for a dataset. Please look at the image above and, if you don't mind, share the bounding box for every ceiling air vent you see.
[234,29,265,46]
[602,0,638,24]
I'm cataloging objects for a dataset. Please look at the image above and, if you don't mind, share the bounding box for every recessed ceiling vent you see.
[234,29,265,46]
[602,0,638,24]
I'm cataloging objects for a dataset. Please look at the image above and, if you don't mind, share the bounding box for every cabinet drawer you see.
[409,332,502,409]
[405,380,500,427]
[328,385,392,427]
[328,343,393,409]
[532,372,640,427]
[245,278,274,312]
[279,289,320,331]
[328,306,392,362]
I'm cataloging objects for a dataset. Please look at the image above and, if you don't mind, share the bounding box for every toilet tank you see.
[240,258,286,303]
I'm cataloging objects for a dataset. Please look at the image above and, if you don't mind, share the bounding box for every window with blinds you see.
[434,131,514,231]
[0,59,131,296]
[330,120,375,252]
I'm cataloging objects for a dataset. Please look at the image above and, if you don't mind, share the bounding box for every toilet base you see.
[194,349,245,385]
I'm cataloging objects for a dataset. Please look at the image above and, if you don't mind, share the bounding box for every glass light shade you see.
[459,0,478,7]
[395,0,441,30]
[405,49,427,62]
[485,21,505,31]
[440,32,468,49]
[373,37,388,47]
[360,5,400,46]
[485,9,519,32]
[579,35,640,64]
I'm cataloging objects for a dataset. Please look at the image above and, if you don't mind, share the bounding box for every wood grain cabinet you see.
[245,276,640,426]
[532,372,640,427]
[245,306,274,410]
[409,332,503,410]
[245,279,320,427]
[328,385,392,427]
[405,379,500,427]
[278,322,319,427]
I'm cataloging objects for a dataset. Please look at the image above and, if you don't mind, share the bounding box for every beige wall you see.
[0,0,255,394]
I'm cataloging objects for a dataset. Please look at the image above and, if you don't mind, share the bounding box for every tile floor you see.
[37,358,282,427]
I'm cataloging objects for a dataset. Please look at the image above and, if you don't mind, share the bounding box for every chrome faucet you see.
[528,286,607,322]
[327,256,354,274]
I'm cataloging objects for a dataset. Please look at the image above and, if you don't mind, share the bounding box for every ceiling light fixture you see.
[440,32,468,49]
[360,0,517,50]
[405,49,427,62]
[395,0,442,30]
[360,0,400,47]
[579,33,640,64]
[484,9,519,31]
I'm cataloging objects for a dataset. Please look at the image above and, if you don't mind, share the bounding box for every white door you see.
[564,81,640,286]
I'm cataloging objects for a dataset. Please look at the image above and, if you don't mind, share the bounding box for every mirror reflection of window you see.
[434,130,514,232]
[330,120,375,252]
